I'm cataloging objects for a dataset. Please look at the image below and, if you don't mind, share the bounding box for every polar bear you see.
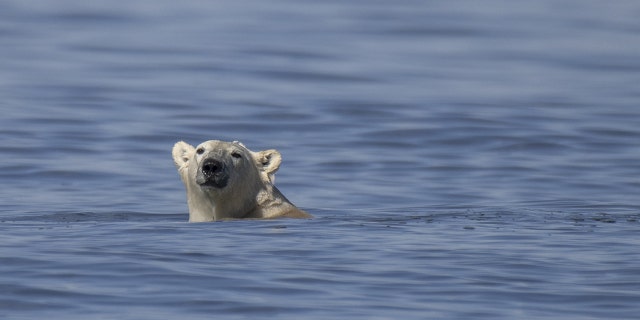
[172,140,312,222]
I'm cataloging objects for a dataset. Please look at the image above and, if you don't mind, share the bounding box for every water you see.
[1,0,639,319]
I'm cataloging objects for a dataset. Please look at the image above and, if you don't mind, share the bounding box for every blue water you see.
[1,1,639,319]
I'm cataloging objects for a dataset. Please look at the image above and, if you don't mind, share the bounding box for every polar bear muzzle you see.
[196,158,229,189]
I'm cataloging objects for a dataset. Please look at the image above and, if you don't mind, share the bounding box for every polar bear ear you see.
[256,149,282,183]
[172,141,195,169]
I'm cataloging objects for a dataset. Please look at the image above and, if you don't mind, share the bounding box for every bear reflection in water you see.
[172,140,312,222]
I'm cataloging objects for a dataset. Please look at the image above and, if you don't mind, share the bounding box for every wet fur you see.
[172,140,311,222]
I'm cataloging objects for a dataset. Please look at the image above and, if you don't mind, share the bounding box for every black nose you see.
[202,159,223,177]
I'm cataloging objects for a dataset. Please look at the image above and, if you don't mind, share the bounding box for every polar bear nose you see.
[202,159,224,176]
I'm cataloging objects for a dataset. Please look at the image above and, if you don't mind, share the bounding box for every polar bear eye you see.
[231,152,242,159]
[196,147,205,155]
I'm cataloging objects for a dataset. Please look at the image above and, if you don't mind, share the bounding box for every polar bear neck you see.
[243,185,299,219]
[211,183,296,220]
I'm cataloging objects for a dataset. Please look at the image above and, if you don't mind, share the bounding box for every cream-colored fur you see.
[172,140,312,222]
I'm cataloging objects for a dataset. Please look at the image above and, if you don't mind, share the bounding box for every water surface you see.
[1,1,639,319]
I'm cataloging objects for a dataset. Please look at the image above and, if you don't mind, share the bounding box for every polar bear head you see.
[172,140,284,221]
[175,140,281,188]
